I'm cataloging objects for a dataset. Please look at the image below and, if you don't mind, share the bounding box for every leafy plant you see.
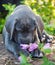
[2,3,16,17]
[42,56,55,65]
[21,0,55,22]
[44,23,55,35]
[0,18,5,33]
[38,43,55,65]
[0,4,16,33]
[20,54,32,65]
[38,43,44,49]
[38,43,51,54]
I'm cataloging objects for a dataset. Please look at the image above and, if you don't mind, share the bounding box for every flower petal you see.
[43,43,51,49]
[20,44,29,49]
[18,56,22,61]
[28,43,38,52]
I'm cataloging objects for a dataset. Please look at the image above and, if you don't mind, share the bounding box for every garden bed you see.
[0,34,55,65]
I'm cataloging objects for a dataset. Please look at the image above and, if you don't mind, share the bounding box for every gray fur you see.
[2,5,45,59]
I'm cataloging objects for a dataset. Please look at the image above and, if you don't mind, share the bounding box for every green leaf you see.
[20,54,32,65]
[43,49,51,54]
[42,56,55,65]
[38,43,44,49]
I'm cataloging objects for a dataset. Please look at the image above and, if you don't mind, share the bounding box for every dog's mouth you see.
[21,40,36,44]
[20,37,37,44]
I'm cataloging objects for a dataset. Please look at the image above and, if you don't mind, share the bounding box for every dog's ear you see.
[35,15,44,42]
[36,15,44,33]
[5,16,17,40]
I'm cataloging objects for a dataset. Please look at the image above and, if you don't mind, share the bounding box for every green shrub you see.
[44,23,55,35]
[0,18,5,33]
[2,4,16,17]
[21,0,55,23]
[0,4,16,33]
[42,56,55,65]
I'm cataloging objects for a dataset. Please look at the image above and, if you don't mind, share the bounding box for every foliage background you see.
[0,0,55,35]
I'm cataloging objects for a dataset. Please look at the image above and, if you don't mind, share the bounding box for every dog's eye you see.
[17,29,26,33]
[29,27,36,32]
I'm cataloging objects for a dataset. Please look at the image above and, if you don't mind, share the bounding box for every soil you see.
[0,34,55,65]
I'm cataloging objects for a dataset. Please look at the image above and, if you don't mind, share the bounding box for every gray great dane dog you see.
[2,5,52,59]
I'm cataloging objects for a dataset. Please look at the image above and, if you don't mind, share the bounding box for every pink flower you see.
[20,43,38,52]
[43,43,51,49]
[28,43,38,52]
[20,44,29,49]
[18,56,22,61]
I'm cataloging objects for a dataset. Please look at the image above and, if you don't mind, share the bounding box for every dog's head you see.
[13,16,38,44]
[5,5,44,44]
